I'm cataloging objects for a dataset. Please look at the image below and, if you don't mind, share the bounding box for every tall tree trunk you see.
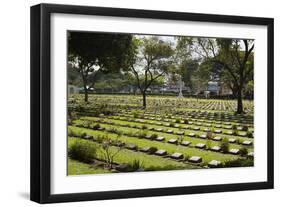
[237,87,243,114]
[83,85,88,102]
[142,91,146,109]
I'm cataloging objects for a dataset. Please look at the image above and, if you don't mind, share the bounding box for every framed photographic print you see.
[30,3,274,203]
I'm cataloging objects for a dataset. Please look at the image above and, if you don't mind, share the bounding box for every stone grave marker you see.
[155,149,167,156]
[176,131,185,135]
[208,160,221,168]
[238,132,247,137]
[195,143,206,149]
[83,135,93,139]
[168,138,178,144]
[115,164,129,172]
[204,128,210,132]
[247,152,254,157]
[210,146,221,152]
[199,134,207,139]
[156,136,165,142]
[126,143,137,150]
[224,125,232,129]
[229,148,240,154]
[188,156,202,163]
[171,152,184,159]
[145,134,152,139]
[228,138,236,143]
[181,140,191,146]
[242,140,252,146]
[140,146,151,153]
[226,131,234,135]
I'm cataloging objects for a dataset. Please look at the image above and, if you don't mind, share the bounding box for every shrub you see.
[224,158,254,167]
[239,147,248,156]
[116,130,123,136]
[94,135,104,143]
[81,132,87,138]
[150,133,158,139]
[138,130,148,138]
[169,122,174,127]
[142,125,148,129]
[233,130,238,136]
[128,159,143,172]
[68,128,74,136]
[242,125,248,131]
[132,111,139,118]
[184,119,189,124]
[207,132,213,139]
[92,123,100,130]
[247,131,253,138]
[206,140,212,150]
[68,140,97,163]
[126,131,135,137]
[106,127,118,133]
[175,118,181,123]
[146,146,157,154]
[220,138,229,153]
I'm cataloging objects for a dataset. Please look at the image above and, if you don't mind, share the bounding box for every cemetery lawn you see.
[68,158,111,175]
[67,94,254,175]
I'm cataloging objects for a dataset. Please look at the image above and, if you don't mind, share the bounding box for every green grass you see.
[68,137,199,171]
[67,94,254,175]
[68,158,110,175]
[71,119,253,152]
[80,116,254,142]
[68,126,242,164]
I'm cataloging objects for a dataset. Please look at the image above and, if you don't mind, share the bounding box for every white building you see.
[68,85,80,94]
[207,81,220,95]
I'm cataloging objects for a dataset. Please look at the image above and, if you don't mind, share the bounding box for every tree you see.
[100,134,124,169]
[68,32,133,102]
[127,36,174,108]
[187,38,254,114]
[176,37,200,93]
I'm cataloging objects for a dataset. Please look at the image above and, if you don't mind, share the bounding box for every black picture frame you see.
[30,3,274,204]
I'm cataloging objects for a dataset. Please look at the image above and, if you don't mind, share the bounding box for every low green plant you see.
[138,130,148,138]
[92,123,100,130]
[68,128,74,136]
[132,111,139,118]
[224,158,254,167]
[68,140,97,163]
[150,133,158,139]
[242,125,249,131]
[142,125,148,129]
[239,147,248,156]
[206,139,212,150]
[247,131,253,138]
[220,138,229,153]
[148,147,158,154]
[128,159,143,172]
